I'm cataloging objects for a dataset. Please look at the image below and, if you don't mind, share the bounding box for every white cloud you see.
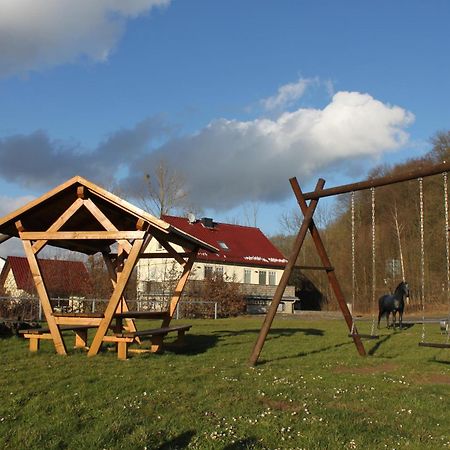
[0,90,414,213]
[261,77,317,111]
[127,91,414,209]
[0,0,170,77]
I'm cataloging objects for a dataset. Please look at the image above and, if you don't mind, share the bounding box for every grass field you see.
[0,314,449,450]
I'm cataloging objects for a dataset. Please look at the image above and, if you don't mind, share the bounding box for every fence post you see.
[214,302,218,320]
[38,299,42,321]
[92,299,95,313]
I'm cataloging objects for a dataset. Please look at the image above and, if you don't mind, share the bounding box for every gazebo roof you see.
[0,176,218,255]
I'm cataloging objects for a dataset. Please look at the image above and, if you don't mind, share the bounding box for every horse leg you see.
[399,310,403,329]
[377,309,383,329]
[386,311,390,328]
[392,311,397,329]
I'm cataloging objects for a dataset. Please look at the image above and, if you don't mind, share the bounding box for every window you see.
[258,270,267,285]
[269,271,276,286]
[244,269,251,284]
[218,241,229,250]
[216,266,224,279]
[204,265,214,279]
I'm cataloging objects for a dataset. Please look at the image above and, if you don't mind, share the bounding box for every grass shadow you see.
[367,334,393,356]
[155,430,196,449]
[258,340,354,366]
[166,334,220,355]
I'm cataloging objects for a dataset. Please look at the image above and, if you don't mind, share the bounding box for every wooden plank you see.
[113,311,168,320]
[53,316,103,326]
[138,252,192,259]
[21,239,67,355]
[23,333,53,340]
[162,250,198,328]
[21,231,145,240]
[88,237,145,356]
[120,325,191,338]
[154,237,187,266]
[83,198,132,253]
[52,312,104,318]
[290,178,366,358]
[32,197,84,254]
[103,252,138,336]
[249,179,325,366]
[101,335,134,343]
[418,342,450,349]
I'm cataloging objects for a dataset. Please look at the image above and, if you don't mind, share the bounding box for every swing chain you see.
[351,191,356,333]
[419,178,426,342]
[370,187,376,336]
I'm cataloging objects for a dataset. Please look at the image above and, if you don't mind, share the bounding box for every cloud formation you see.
[126,91,414,209]
[261,77,317,111]
[0,0,170,77]
[0,91,414,212]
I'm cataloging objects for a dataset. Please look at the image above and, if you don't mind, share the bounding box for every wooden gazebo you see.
[0,176,217,359]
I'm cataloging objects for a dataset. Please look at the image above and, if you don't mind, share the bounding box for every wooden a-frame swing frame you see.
[249,161,450,366]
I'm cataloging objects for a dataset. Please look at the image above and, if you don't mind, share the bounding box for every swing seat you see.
[418,342,450,349]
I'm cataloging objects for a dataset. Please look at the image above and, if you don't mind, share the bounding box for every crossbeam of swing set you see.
[302,161,450,201]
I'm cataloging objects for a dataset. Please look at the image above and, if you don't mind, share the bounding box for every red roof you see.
[1,256,92,297]
[163,216,288,268]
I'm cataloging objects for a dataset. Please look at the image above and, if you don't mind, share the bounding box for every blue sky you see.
[0,0,449,243]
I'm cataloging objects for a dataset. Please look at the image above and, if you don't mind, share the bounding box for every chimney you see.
[201,217,215,229]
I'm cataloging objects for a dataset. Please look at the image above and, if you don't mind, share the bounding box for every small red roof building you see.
[162,215,288,268]
[0,256,92,298]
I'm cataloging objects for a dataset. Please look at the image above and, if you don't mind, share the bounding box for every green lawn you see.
[0,316,449,450]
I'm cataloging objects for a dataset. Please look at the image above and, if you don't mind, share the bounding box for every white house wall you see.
[137,237,285,294]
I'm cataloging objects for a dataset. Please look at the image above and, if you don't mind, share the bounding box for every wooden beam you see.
[82,198,132,253]
[249,179,325,366]
[162,249,198,329]
[88,237,145,356]
[20,231,145,240]
[290,177,366,357]
[154,237,187,266]
[21,239,67,355]
[103,252,138,336]
[32,197,85,254]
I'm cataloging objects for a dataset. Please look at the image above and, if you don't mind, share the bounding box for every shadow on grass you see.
[155,430,196,449]
[367,333,393,356]
[213,327,325,339]
[166,334,220,355]
[257,340,354,366]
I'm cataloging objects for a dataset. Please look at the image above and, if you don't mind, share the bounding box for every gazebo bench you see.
[19,325,97,352]
[105,324,192,360]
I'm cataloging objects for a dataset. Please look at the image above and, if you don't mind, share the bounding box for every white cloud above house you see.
[0,0,170,77]
[0,87,414,213]
[261,77,317,111]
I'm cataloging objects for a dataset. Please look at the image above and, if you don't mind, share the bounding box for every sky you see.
[0,0,449,257]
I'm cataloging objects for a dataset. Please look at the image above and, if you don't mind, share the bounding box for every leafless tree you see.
[139,160,189,217]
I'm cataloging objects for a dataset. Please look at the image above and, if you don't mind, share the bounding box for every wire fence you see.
[0,296,219,321]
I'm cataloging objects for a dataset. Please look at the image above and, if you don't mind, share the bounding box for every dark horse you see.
[377,281,410,329]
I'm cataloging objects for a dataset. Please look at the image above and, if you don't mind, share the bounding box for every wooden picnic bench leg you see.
[74,329,88,349]
[173,329,187,346]
[117,341,128,360]
[29,336,40,352]
[150,335,165,354]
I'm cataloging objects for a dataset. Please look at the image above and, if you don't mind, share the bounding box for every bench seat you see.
[20,325,98,352]
[110,325,192,360]
[113,311,168,320]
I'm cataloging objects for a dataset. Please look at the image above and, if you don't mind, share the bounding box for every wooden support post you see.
[103,252,138,336]
[290,177,366,357]
[74,329,88,349]
[88,237,145,357]
[117,341,128,360]
[29,337,40,352]
[249,179,325,366]
[162,250,198,328]
[20,237,67,355]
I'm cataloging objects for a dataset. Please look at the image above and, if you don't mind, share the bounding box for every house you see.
[0,256,92,312]
[137,216,298,313]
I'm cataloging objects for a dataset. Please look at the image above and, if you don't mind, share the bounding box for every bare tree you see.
[139,160,189,217]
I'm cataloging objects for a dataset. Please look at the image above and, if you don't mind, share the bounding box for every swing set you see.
[249,161,450,366]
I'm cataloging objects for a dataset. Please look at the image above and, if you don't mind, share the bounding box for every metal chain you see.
[443,172,450,343]
[419,178,426,342]
[371,187,376,336]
